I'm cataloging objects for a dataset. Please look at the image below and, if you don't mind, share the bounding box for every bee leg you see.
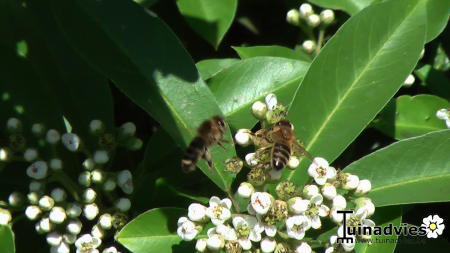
[217,141,230,150]
[203,149,215,170]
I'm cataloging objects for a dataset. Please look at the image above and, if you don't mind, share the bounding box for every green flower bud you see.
[275,181,297,200]
[225,157,244,174]
[247,168,266,186]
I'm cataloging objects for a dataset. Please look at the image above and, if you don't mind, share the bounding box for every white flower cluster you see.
[436,108,450,128]
[178,95,376,252]
[0,118,141,253]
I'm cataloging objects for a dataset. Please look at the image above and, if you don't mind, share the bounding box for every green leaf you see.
[0,225,15,253]
[117,208,190,253]
[424,0,450,42]
[176,0,237,48]
[308,0,379,15]
[196,58,240,80]
[208,57,310,129]
[134,0,159,7]
[233,45,312,61]
[284,0,427,186]
[355,206,402,253]
[51,0,236,191]
[344,130,450,207]
[415,64,450,99]
[373,95,449,140]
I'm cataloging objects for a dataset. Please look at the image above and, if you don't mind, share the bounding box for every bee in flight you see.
[181,115,227,173]
[256,119,312,171]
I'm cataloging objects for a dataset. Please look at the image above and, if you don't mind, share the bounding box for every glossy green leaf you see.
[415,64,450,99]
[308,0,378,15]
[0,225,15,253]
[344,130,450,207]
[117,208,190,253]
[176,0,237,48]
[233,45,312,61]
[424,0,450,42]
[355,206,402,253]
[134,0,159,7]
[51,0,236,191]
[209,57,310,129]
[196,58,240,80]
[284,0,427,186]
[373,95,449,140]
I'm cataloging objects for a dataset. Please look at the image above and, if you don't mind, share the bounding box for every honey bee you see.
[181,115,227,173]
[257,119,311,171]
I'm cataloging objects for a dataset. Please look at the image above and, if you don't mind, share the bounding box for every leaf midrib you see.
[286,1,422,181]
[370,172,450,194]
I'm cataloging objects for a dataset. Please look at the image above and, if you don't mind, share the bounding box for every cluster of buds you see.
[178,94,376,252]
[0,117,142,253]
[436,108,450,128]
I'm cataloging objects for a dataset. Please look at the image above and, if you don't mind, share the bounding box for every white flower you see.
[83,203,99,220]
[299,3,313,17]
[31,123,45,135]
[66,203,82,218]
[342,173,359,190]
[436,108,449,120]
[265,93,278,110]
[252,101,268,119]
[422,215,445,238]
[115,198,131,212]
[49,206,67,224]
[51,188,67,202]
[206,234,224,250]
[302,184,319,199]
[24,148,38,162]
[206,196,232,225]
[75,234,101,253]
[332,195,347,210]
[91,225,105,239]
[50,159,63,171]
[121,122,136,136]
[47,232,63,246]
[235,129,252,146]
[83,188,97,203]
[320,9,334,24]
[0,208,12,225]
[27,161,48,180]
[102,247,119,253]
[321,183,337,200]
[91,169,104,183]
[78,172,92,187]
[232,215,263,249]
[94,150,109,164]
[39,217,53,232]
[307,158,335,185]
[286,9,300,25]
[89,120,104,133]
[287,156,300,169]
[260,237,276,253]
[62,133,81,151]
[195,238,207,252]
[305,194,330,229]
[67,219,83,235]
[404,74,415,86]
[296,242,312,253]
[103,178,117,192]
[53,242,70,253]
[250,192,272,215]
[354,197,375,217]
[288,197,309,214]
[117,170,133,194]
[7,117,21,130]
[286,215,310,240]
[355,179,371,196]
[325,247,335,253]
[99,214,112,230]
[188,203,207,222]
[25,205,41,220]
[302,40,316,54]
[330,208,344,223]
[8,192,23,207]
[237,182,255,198]
[306,14,320,27]
[39,195,55,211]
[245,152,258,167]
[216,224,238,241]
[46,129,61,144]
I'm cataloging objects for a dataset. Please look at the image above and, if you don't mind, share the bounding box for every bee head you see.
[212,115,226,129]
[275,120,293,129]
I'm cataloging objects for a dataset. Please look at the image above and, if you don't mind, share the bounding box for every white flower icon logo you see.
[421,215,445,238]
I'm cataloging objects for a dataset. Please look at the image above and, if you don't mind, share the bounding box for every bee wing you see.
[292,139,314,161]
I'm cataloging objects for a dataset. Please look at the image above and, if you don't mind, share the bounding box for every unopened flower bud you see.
[7,117,21,131]
[46,129,60,144]
[51,188,67,202]
[27,161,48,180]
[436,108,449,120]
[89,119,104,134]
[117,170,133,194]
[63,233,77,244]
[0,148,9,161]
[50,158,63,171]
[0,208,12,225]
[245,152,258,167]
[31,123,45,136]
[82,158,95,170]
[265,93,278,111]
[99,213,113,230]
[302,184,319,199]
[354,197,375,217]
[24,148,38,162]
[224,157,244,174]
[321,183,337,200]
[78,171,92,187]
[121,122,136,136]
[39,195,55,211]
[82,188,97,203]
[62,133,80,152]
[261,237,277,253]
[46,232,62,246]
[354,179,371,196]
[287,156,300,169]
[66,203,82,218]
[39,217,53,232]
[306,14,320,27]
[237,182,255,198]
[275,181,297,200]
[66,219,82,234]
[302,40,316,53]
[103,178,117,192]
[8,191,24,207]
[91,169,104,183]
[188,203,207,222]
[247,168,266,186]
[342,173,359,190]
[288,197,309,214]
[252,101,268,119]
[53,242,70,253]
[27,192,40,204]
[299,3,313,17]
[29,181,44,193]
[196,238,207,252]
[403,74,415,87]
[49,207,66,224]
[235,129,252,146]
[296,242,311,253]
[206,234,224,250]
[94,150,109,164]
[330,207,343,223]
[91,224,105,239]
[332,195,347,210]
[320,9,334,24]
[126,137,143,151]
[83,203,99,220]
[115,198,131,212]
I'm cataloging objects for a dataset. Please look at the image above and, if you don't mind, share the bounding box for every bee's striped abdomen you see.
[181,137,206,173]
[271,143,291,170]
